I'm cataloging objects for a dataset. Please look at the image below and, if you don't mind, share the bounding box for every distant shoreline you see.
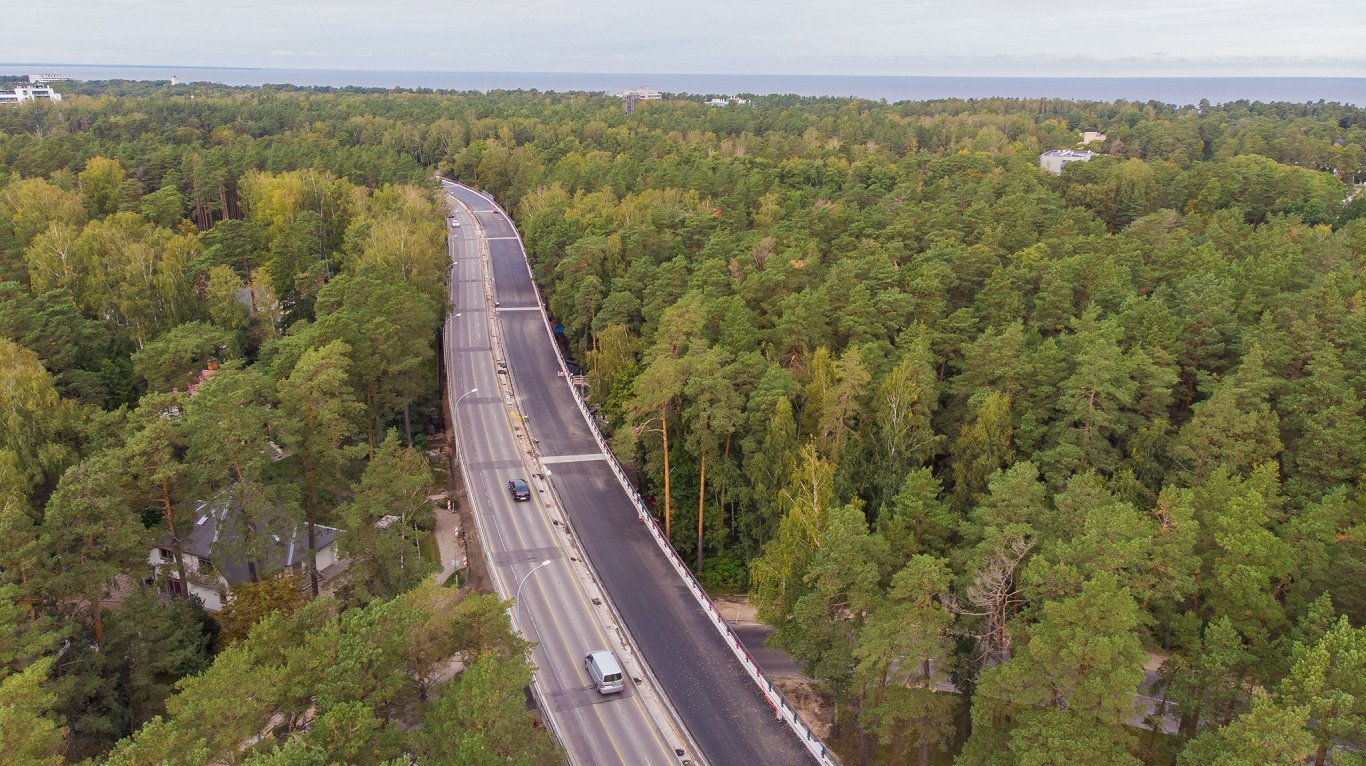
[5,64,1364,105]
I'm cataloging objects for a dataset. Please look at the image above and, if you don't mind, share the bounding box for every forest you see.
[1,79,1364,764]
[0,81,556,764]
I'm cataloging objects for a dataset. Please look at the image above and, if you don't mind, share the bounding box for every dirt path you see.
[713,594,834,740]
[435,416,494,595]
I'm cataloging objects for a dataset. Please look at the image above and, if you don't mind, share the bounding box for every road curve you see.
[443,181,818,766]
[443,188,694,765]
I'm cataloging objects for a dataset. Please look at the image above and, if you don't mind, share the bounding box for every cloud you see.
[6,0,1364,77]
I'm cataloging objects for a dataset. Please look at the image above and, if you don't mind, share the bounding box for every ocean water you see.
[6,64,1365,106]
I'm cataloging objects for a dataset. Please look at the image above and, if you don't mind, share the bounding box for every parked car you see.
[508,479,531,501]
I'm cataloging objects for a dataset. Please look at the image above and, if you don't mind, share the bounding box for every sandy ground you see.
[429,431,488,592]
[713,594,836,740]
[710,595,1181,741]
[1136,651,1180,734]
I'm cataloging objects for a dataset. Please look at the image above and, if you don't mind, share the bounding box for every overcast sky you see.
[6,0,1363,77]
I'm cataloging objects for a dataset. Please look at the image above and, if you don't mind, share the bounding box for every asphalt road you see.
[442,188,689,766]
[444,182,816,766]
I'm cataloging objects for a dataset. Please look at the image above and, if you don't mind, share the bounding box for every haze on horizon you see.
[6,0,1364,78]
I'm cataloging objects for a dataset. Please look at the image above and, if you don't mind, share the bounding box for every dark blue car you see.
[508,479,531,502]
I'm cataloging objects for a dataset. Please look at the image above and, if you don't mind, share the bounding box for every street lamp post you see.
[451,387,478,475]
[454,387,478,409]
[515,559,554,622]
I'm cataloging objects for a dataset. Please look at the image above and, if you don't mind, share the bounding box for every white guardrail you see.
[462,184,839,766]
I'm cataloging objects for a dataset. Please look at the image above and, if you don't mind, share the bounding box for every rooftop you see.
[166,495,341,585]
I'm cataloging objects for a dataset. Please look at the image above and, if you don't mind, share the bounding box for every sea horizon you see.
[5,63,1365,106]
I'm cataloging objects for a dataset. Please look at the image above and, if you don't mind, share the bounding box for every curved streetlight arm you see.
[453,387,478,408]
[515,559,554,615]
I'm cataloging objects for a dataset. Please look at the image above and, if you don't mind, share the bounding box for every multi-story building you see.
[0,83,63,105]
[618,86,662,100]
[1039,148,1097,175]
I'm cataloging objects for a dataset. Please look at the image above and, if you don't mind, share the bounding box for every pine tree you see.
[1279,617,1366,766]
[1177,691,1314,766]
[0,658,66,766]
[950,390,1015,511]
[1170,344,1282,484]
[964,575,1146,766]
[855,555,958,766]
[337,431,437,608]
[277,340,365,595]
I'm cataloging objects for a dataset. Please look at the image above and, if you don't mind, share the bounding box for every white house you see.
[0,83,63,106]
[1039,149,1097,175]
[149,497,342,611]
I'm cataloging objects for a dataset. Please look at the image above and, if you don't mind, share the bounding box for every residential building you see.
[149,496,342,611]
[0,83,63,106]
[618,86,662,100]
[1080,130,1107,145]
[1039,148,1096,175]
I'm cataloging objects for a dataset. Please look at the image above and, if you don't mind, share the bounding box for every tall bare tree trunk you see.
[404,404,414,447]
[366,385,377,462]
[234,465,261,583]
[720,433,732,532]
[858,722,868,766]
[302,447,321,597]
[162,478,190,595]
[306,519,320,597]
[696,450,706,572]
[661,407,671,540]
[919,657,933,766]
[19,569,33,620]
[1145,693,1169,761]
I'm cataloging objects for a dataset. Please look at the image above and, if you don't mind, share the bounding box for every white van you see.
[584,650,624,694]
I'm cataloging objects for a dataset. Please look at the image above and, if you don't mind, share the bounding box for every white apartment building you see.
[1039,148,1097,175]
[0,83,63,105]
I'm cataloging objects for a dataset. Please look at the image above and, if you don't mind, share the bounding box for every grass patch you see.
[417,532,441,565]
